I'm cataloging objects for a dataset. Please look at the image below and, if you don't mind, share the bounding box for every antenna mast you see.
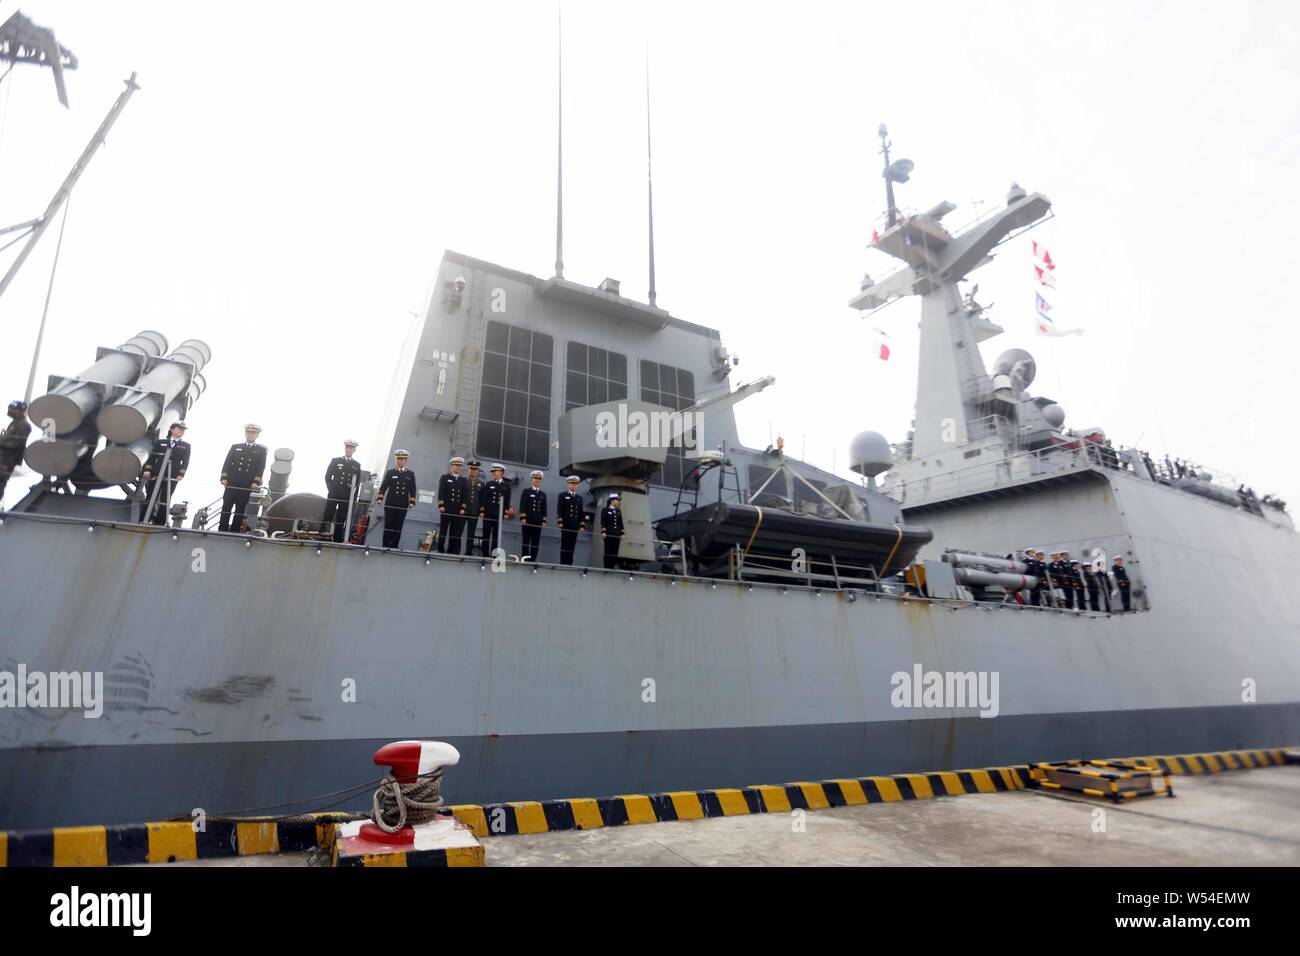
[645,43,657,307]
[554,3,564,279]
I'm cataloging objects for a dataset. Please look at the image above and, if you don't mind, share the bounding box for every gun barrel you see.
[27,330,167,434]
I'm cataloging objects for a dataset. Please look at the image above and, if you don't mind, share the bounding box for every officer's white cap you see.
[490,463,505,472]
[565,475,580,483]
[244,423,262,432]
[449,456,465,465]
[395,449,410,457]
[608,493,620,500]
[530,470,544,478]
[343,439,359,447]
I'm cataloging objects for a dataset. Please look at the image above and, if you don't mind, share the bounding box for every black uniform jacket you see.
[144,437,191,480]
[378,467,417,508]
[519,487,547,525]
[221,442,268,488]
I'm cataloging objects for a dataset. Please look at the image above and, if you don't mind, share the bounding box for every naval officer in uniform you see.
[479,463,512,557]
[141,421,192,526]
[437,455,470,554]
[218,424,268,532]
[600,493,625,570]
[517,469,547,562]
[376,449,417,549]
[1111,556,1132,611]
[322,440,362,542]
[462,460,485,555]
[556,475,586,565]
[0,400,32,502]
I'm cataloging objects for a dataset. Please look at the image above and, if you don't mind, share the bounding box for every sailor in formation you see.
[556,475,586,565]
[1111,556,1132,611]
[1069,560,1086,610]
[479,463,512,557]
[0,400,32,502]
[517,470,547,561]
[141,421,192,526]
[218,423,268,533]
[600,493,625,569]
[376,450,417,549]
[1083,562,1102,612]
[1023,548,1047,606]
[462,460,485,555]
[437,455,469,554]
[1052,552,1073,609]
[322,439,362,543]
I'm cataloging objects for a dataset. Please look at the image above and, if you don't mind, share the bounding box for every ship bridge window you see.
[641,360,698,490]
[565,342,628,411]
[477,320,553,467]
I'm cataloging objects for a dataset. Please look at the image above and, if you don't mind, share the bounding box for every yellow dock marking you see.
[568,798,604,829]
[146,822,197,863]
[236,821,279,856]
[831,779,868,805]
[795,783,831,809]
[869,777,904,801]
[508,801,549,833]
[712,789,752,816]
[898,774,935,798]
[617,795,658,825]
[755,785,791,812]
[666,791,705,820]
[449,805,488,837]
[54,826,107,867]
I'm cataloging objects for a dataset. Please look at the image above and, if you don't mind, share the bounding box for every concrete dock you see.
[148,764,1299,867]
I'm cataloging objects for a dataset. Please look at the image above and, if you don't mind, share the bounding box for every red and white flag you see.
[1032,241,1055,270]
[874,325,891,361]
[1034,264,1057,289]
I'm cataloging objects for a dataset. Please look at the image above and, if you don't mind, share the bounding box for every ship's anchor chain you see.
[369,767,446,832]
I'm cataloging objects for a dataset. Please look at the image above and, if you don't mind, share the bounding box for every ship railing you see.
[729,547,887,592]
[888,444,1097,505]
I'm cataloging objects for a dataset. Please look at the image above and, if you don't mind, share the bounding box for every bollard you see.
[332,739,482,867]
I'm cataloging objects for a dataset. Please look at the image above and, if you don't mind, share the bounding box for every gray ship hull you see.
[2,501,1297,831]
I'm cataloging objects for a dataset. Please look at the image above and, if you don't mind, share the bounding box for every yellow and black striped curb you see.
[0,813,358,868]
[444,766,1035,838]
[1,747,1290,865]
[1103,748,1289,776]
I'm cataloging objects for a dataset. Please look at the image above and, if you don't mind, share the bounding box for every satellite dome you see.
[849,431,892,477]
[993,348,1037,391]
[1042,403,1066,428]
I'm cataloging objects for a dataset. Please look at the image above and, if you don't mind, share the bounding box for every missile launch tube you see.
[92,437,154,484]
[944,551,1030,574]
[23,419,100,478]
[952,567,1038,590]
[27,330,167,435]
[97,339,211,443]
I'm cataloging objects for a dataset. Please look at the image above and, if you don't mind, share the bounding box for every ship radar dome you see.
[993,348,1037,391]
[1042,403,1066,428]
[849,431,892,478]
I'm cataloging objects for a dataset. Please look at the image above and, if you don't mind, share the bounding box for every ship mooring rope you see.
[370,768,447,833]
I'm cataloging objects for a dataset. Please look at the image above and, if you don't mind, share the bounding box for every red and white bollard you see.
[333,740,483,867]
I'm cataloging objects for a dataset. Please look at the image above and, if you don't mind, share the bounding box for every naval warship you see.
[1,26,1298,832]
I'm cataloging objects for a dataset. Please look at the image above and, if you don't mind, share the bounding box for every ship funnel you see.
[27,330,167,435]
[97,339,212,443]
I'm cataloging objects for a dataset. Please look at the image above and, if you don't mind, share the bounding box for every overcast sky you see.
[2,0,1297,514]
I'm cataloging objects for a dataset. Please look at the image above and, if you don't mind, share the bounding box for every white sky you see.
[2,0,1298,513]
